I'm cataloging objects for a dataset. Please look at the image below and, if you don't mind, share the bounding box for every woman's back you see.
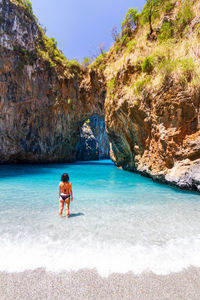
[60,182,71,194]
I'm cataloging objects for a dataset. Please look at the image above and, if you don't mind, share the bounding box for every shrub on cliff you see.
[89,52,107,70]
[107,78,115,96]
[134,76,151,96]
[13,46,37,70]
[125,40,137,53]
[175,2,194,36]
[158,22,174,41]
[11,0,33,16]
[142,56,154,74]
[164,1,174,14]
[82,57,92,67]
[121,8,140,36]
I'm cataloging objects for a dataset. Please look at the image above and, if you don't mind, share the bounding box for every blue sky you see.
[31,0,146,62]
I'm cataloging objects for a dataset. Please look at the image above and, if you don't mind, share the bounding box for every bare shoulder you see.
[59,182,63,187]
[69,182,72,186]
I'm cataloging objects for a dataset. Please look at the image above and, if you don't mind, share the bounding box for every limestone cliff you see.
[102,0,200,191]
[0,0,106,163]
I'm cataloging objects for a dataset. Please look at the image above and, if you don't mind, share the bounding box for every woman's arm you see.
[59,183,61,199]
[69,183,73,201]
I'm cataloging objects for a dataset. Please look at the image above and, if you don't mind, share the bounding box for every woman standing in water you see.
[59,173,73,218]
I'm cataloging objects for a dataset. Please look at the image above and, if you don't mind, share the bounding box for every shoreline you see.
[0,267,200,300]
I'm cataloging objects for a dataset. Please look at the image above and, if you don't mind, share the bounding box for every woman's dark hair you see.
[61,173,69,182]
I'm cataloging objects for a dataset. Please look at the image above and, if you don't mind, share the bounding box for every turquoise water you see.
[0,160,200,276]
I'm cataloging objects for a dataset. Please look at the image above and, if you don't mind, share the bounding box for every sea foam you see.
[1,234,200,276]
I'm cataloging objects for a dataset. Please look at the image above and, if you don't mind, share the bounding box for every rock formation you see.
[0,0,106,163]
[103,0,200,191]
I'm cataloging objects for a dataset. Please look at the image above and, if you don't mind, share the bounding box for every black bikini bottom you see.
[60,194,70,200]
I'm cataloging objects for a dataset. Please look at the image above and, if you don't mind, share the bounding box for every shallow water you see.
[0,160,200,276]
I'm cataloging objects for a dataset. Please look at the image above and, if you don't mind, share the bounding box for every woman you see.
[59,173,73,218]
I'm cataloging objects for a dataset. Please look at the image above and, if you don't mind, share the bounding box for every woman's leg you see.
[59,199,64,216]
[65,199,70,218]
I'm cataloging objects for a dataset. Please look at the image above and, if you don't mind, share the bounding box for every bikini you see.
[60,193,70,201]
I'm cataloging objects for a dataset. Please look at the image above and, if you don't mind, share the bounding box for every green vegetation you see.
[133,76,151,95]
[11,0,81,73]
[11,0,34,16]
[13,45,37,71]
[113,8,139,54]
[121,34,130,46]
[115,43,121,53]
[24,0,32,14]
[167,58,194,76]
[121,8,140,33]
[107,77,115,96]
[107,0,198,98]
[36,34,65,68]
[196,24,200,38]
[155,56,195,86]
[164,1,174,13]
[175,2,194,36]
[85,119,90,125]
[126,40,137,53]
[82,57,92,67]
[158,22,173,41]
[36,28,81,71]
[140,0,162,34]
[89,52,107,70]
[142,56,154,74]
[113,35,128,54]
[65,60,80,68]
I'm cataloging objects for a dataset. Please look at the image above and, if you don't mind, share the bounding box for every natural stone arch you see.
[75,114,110,161]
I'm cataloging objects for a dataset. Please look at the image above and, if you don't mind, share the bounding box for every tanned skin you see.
[59,182,73,218]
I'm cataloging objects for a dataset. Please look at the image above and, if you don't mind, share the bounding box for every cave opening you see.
[75,114,110,161]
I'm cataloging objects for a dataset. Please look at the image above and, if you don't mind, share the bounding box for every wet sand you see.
[0,267,200,300]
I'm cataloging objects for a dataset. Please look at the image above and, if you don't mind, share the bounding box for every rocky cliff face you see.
[103,0,200,191]
[75,115,110,161]
[0,0,200,192]
[0,0,106,163]
[105,76,200,191]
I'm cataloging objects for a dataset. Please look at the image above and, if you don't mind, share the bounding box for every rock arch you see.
[75,114,110,161]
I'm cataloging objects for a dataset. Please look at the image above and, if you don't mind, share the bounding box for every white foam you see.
[1,235,200,277]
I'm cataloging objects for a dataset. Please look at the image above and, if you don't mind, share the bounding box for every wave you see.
[1,235,200,276]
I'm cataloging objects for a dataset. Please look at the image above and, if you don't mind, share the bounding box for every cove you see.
[0,160,200,276]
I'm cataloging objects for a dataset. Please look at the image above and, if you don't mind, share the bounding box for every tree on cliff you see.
[121,8,140,31]
[141,0,162,35]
